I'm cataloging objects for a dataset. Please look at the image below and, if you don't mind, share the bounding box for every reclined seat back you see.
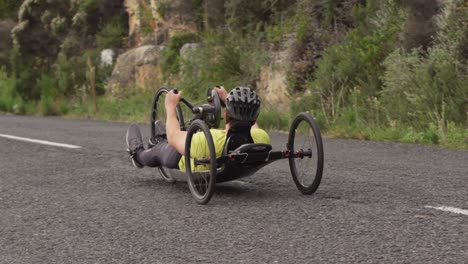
[218,121,273,182]
[224,121,272,162]
[225,121,254,153]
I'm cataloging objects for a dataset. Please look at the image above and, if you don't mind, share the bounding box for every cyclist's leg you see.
[137,141,181,169]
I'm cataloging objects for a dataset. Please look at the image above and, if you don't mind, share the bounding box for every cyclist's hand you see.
[214,86,228,103]
[165,89,182,111]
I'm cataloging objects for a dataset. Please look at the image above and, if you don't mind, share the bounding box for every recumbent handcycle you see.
[147,87,324,204]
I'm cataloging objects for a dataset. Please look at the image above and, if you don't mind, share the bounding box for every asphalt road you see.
[1,114,467,264]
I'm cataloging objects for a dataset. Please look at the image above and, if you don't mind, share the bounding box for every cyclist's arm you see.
[165,90,187,155]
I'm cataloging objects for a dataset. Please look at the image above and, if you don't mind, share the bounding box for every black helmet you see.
[226,87,261,122]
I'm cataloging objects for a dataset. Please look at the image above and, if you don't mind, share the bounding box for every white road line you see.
[0,133,82,149]
[424,206,468,216]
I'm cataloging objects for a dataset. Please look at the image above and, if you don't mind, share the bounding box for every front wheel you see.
[288,113,324,194]
[185,120,217,204]
[150,87,184,183]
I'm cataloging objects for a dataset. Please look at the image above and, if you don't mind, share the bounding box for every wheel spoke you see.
[186,120,217,204]
[288,113,323,194]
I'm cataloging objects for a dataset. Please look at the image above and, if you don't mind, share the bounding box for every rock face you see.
[107,45,162,94]
[180,43,200,59]
[125,0,198,46]
[113,0,294,103]
[256,37,295,112]
[401,0,440,51]
[116,0,203,90]
[256,66,290,112]
[125,0,141,38]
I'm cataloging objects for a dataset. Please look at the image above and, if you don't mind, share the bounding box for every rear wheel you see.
[288,113,324,194]
[150,87,184,183]
[185,120,217,204]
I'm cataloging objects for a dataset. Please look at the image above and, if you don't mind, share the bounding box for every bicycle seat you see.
[232,143,272,154]
[225,120,254,153]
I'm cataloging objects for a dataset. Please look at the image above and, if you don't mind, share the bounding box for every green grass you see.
[1,90,466,149]
[323,121,467,149]
[63,92,468,149]
[257,105,290,131]
[67,90,153,123]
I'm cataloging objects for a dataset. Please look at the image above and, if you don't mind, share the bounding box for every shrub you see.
[96,15,126,49]
[0,0,22,20]
[177,32,268,100]
[155,0,170,18]
[37,72,58,115]
[0,67,15,111]
[53,53,75,97]
[257,105,290,131]
[381,0,467,141]
[160,32,200,77]
[305,0,405,122]
[15,69,39,100]
[79,0,98,13]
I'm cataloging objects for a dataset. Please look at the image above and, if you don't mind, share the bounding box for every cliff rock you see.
[125,0,198,47]
[107,45,162,94]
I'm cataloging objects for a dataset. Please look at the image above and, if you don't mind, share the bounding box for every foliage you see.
[0,0,22,20]
[1,0,466,148]
[264,7,310,44]
[160,32,200,77]
[225,0,293,33]
[96,15,126,49]
[264,16,294,44]
[257,105,290,131]
[154,0,170,18]
[177,32,268,100]
[305,0,405,123]
[10,48,42,101]
[37,72,58,115]
[380,0,467,142]
[0,67,15,111]
[79,0,99,13]
[67,89,154,122]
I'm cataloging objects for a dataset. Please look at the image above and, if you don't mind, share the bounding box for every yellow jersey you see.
[179,128,270,172]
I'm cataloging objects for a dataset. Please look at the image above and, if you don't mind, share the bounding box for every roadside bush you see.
[54,53,76,97]
[381,0,467,142]
[178,32,268,100]
[304,0,405,123]
[0,67,15,111]
[225,0,285,33]
[37,72,59,115]
[257,105,290,131]
[0,0,22,20]
[160,32,200,78]
[96,15,126,49]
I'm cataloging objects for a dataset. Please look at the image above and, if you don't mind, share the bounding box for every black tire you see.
[288,113,324,194]
[207,89,222,128]
[185,120,217,204]
[150,87,185,138]
[150,87,184,183]
[157,167,175,184]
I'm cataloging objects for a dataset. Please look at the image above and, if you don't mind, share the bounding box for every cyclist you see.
[126,86,270,170]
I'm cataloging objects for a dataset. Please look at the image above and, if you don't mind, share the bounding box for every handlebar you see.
[172,88,217,115]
